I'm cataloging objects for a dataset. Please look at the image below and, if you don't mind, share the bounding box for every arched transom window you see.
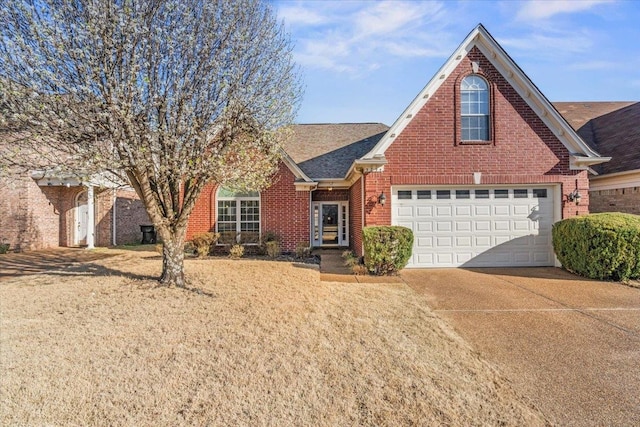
[461,75,490,141]
[216,187,260,244]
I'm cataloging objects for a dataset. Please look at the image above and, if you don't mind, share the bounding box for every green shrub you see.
[552,213,640,281]
[0,243,9,254]
[191,232,220,258]
[229,244,245,259]
[342,250,358,267]
[363,226,414,275]
[259,231,281,255]
[265,241,281,258]
[295,242,311,259]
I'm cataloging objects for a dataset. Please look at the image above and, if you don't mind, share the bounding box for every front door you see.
[75,191,88,246]
[312,202,349,247]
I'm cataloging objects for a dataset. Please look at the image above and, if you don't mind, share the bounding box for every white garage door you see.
[392,186,556,268]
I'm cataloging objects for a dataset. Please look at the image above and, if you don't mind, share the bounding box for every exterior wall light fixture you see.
[568,188,581,205]
[378,192,386,206]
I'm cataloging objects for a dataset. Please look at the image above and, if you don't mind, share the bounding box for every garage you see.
[392,186,557,268]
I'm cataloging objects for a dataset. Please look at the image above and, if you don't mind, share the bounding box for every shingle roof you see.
[554,102,640,175]
[283,123,389,180]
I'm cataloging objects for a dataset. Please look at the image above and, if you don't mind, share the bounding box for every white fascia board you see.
[362,29,477,159]
[294,181,318,191]
[343,157,388,186]
[590,169,640,191]
[314,178,351,189]
[279,148,314,183]
[471,36,603,161]
[570,155,612,170]
[364,24,607,164]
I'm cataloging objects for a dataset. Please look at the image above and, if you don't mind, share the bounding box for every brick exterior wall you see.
[186,162,311,253]
[114,189,151,245]
[349,178,364,256]
[0,172,147,251]
[589,187,640,215]
[262,165,311,252]
[186,183,217,238]
[363,46,590,227]
[312,189,349,201]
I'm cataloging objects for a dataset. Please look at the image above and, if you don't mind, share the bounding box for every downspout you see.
[361,174,365,256]
[309,188,313,247]
[112,189,117,246]
[86,184,95,249]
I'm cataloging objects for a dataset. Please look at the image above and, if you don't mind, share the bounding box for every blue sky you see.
[273,0,640,125]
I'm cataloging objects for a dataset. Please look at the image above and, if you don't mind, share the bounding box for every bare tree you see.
[0,0,301,286]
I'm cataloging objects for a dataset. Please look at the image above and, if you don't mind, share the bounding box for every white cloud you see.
[515,0,613,21]
[277,5,328,26]
[499,30,592,58]
[568,60,617,70]
[277,1,453,76]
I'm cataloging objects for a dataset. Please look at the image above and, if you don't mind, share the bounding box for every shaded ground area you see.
[402,267,640,427]
[0,248,119,279]
[0,250,547,426]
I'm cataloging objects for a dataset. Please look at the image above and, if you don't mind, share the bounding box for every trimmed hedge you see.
[363,226,414,275]
[552,213,640,281]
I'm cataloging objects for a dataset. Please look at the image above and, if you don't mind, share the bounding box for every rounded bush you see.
[552,213,640,281]
[363,226,414,275]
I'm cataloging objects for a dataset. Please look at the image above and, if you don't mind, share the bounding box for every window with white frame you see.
[216,187,260,244]
[461,75,490,141]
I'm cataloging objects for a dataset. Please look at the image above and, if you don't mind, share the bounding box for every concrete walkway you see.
[314,249,404,283]
[402,267,640,426]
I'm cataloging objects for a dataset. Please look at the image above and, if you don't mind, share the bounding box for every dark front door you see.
[322,204,339,245]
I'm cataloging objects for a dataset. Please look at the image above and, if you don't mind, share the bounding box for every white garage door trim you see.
[392,185,561,268]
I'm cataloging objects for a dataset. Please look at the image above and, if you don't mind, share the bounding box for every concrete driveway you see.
[401,267,640,427]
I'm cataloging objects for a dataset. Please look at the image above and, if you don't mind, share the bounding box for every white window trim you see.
[461,74,490,141]
[215,188,261,245]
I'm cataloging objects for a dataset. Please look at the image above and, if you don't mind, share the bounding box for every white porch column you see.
[86,184,95,249]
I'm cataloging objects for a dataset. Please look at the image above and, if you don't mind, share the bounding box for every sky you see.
[273,0,640,125]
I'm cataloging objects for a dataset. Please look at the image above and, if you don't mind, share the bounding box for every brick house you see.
[554,102,640,215]
[186,24,610,268]
[0,171,149,251]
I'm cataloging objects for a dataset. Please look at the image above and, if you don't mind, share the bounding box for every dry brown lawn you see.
[0,249,548,426]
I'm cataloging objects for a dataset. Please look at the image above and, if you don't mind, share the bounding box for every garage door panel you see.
[436,253,453,264]
[475,221,491,231]
[494,221,510,231]
[436,206,452,216]
[436,236,453,247]
[475,236,491,247]
[417,237,433,248]
[417,222,433,232]
[513,205,531,215]
[513,220,531,231]
[456,221,472,232]
[455,236,472,247]
[475,205,491,216]
[436,222,452,232]
[417,206,433,216]
[494,205,510,216]
[396,206,413,217]
[392,186,555,268]
[455,205,471,216]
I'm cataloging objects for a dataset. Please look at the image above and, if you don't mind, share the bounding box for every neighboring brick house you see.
[0,171,149,251]
[554,102,640,215]
[186,24,610,268]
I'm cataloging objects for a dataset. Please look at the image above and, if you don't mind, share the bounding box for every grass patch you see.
[0,250,546,426]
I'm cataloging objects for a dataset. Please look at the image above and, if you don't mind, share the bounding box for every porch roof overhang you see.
[343,157,388,185]
[30,169,124,188]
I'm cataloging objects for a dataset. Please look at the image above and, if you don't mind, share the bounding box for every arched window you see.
[216,187,260,244]
[461,75,490,141]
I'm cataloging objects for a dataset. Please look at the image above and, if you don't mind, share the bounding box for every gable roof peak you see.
[362,24,608,170]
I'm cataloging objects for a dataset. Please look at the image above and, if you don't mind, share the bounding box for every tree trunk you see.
[159,230,186,287]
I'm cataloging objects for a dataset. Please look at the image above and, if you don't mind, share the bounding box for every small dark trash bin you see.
[140,225,157,244]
